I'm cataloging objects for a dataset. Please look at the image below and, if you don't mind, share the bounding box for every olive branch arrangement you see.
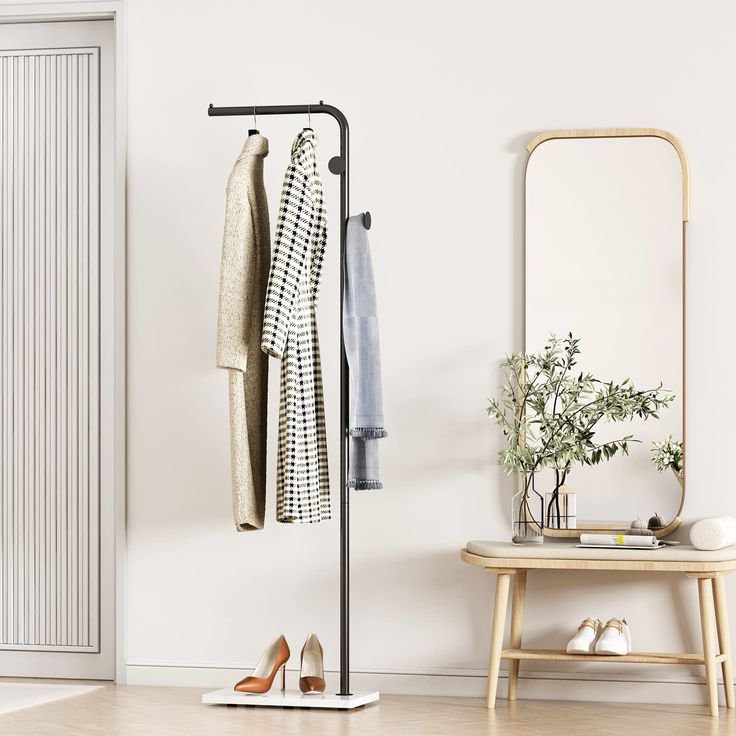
[651,434,684,487]
[487,334,675,529]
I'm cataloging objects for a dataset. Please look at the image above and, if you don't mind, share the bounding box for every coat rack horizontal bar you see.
[208,101,353,698]
[207,103,348,129]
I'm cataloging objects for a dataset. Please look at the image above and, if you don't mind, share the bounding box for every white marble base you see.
[202,688,379,710]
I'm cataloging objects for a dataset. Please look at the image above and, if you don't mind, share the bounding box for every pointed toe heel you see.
[299,633,326,694]
[234,634,290,694]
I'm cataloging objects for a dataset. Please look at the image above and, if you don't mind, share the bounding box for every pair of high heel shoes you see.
[234,633,325,695]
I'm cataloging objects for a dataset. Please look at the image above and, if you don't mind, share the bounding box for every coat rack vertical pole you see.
[207,102,353,697]
[334,111,352,698]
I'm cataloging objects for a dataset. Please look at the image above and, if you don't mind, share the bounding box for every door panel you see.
[0,20,114,680]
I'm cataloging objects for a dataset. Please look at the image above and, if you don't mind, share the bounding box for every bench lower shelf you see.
[501,648,726,665]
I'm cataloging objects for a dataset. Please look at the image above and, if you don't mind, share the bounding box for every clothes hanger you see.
[304,103,313,132]
[363,211,372,230]
[248,105,258,136]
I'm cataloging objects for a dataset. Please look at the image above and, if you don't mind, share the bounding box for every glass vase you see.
[511,475,544,544]
[544,488,577,529]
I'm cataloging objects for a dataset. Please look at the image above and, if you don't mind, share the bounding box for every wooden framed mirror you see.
[524,129,687,539]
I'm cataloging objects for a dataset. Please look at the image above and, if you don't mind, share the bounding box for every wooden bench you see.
[461,541,736,717]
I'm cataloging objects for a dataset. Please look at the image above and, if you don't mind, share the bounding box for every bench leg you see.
[507,570,527,701]
[486,572,512,709]
[713,575,735,708]
[697,576,720,717]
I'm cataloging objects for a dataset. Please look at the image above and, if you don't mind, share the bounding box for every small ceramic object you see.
[627,517,654,536]
[648,512,665,530]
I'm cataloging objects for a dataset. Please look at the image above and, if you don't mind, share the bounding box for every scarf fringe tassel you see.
[347,479,383,490]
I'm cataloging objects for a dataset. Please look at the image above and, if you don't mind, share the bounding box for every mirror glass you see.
[525,134,685,535]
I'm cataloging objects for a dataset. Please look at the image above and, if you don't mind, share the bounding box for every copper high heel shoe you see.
[299,633,326,694]
[234,634,290,694]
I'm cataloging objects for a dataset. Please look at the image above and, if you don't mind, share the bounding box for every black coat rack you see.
[208,101,359,698]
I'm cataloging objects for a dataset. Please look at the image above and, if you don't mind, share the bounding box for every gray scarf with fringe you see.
[343,215,387,490]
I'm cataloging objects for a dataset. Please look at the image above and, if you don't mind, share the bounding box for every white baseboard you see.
[123,661,729,707]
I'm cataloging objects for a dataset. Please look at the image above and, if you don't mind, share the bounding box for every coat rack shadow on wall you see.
[201,102,378,711]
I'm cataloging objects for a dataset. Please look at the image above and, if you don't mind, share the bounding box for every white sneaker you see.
[594,618,631,655]
[566,617,602,654]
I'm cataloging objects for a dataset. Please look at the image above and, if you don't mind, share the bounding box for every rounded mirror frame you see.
[524,129,689,539]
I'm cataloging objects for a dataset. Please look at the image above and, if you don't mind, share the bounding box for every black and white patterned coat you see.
[261,129,330,524]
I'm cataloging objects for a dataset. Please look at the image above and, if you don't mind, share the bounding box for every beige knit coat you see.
[216,134,271,531]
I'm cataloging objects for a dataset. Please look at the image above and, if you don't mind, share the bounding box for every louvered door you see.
[0,19,114,679]
[0,46,101,654]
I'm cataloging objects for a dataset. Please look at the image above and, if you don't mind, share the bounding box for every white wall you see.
[119,0,736,702]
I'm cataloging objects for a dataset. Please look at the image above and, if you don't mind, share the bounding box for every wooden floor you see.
[1,681,735,735]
